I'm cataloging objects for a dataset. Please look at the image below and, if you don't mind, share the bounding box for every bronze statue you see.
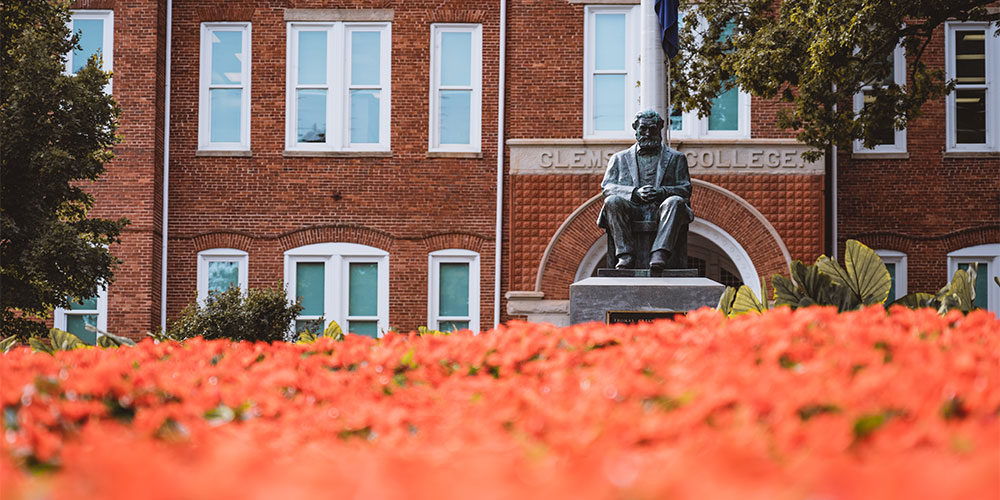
[597,110,692,272]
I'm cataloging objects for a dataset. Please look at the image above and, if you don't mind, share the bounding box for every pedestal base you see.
[569,277,725,325]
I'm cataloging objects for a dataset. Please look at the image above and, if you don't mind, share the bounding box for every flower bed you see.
[2,306,998,499]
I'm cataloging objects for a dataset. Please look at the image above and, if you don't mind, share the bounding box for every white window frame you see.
[945,22,999,152]
[583,6,640,139]
[853,42,907,154]
[947,243,1000,315]
[67,10,113,93]
[285,22,391,152]
[874,249,907,301]
[196,248,249,304]
[284,243,389,337]
[199,22,251,151]
[429,23,483,152]
[53,285,108,341]
[427,249,480,333]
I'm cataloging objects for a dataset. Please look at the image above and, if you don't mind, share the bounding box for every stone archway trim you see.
[534,179,791,292]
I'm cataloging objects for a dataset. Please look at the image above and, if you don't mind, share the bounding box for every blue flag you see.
[655,0,680,58]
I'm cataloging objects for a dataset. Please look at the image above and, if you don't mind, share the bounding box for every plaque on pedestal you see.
[569,277,725,325]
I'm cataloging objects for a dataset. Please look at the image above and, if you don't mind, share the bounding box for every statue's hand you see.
[637,185,657,203]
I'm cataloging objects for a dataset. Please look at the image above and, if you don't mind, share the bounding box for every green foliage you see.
[1,0,127,339]
[168,286,303,343]
[892,267,978,315]
[296,320,344,344]
[717,284,768,316]
[0,336,17,353]
[671,0,999,159]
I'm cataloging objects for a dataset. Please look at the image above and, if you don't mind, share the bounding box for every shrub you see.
[168,286,301,342]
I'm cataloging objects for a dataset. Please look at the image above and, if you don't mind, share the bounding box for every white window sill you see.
[942,150,1000,159]
[426,151,483,159]
[196,150,252,157]
[851,151,909,160]
[283,150,392,158]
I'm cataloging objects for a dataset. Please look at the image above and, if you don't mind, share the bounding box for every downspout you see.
[494,0,507,328]
[160,0,172,332]
[831,144,838,258]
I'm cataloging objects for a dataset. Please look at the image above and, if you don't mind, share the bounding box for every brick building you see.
[56,1,998,340]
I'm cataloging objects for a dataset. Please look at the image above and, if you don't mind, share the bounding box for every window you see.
[874,250,907,303]
[428,249,480,333]
[854,42,907,154]
[286,22,391,151]
[284,243,389,338]
[197,249,249,304]
[584,6,639,138]
[945,23,999,152]
[947,244,1000,315]
[199,23,251,151]
[67,10,113,91]
[54,287,108,346]
[429,24,482,152]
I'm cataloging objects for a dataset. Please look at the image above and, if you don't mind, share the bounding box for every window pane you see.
[210,88,242,143]
[348,321,378,338]
[439,90,472,144]
[959,263,989,310]
[66,315,97,345]
[297,89,327,143]
[208,260,239,294]
[350,90,380,144]
[954,30,986,84]
[439,263,469,317]
[72,19,104,73]
[863,90,895,145]
[296,319,324,335]
[955,89,986,144]
[593,74,625,131]
[669,106,682,131]
[211,30,243,85]
[348,263,378,316]
[709,87,739,131]
[297,31,327,85]
[439,321,469,332]
[351,31,380,86]
[296,262,324,316]
[68,295,98,311]
[594,14,625,71]
[440,32,472,86]
[885,263,896,303]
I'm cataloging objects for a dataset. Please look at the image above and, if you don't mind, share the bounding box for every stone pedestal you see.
[569,277,725,325]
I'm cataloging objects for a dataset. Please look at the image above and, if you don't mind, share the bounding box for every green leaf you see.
[49,328,85,351]
[28,337,53,354]
[296,330,318,345]
[772,274,802,308]
[890,292,937,310]
[730,285,765,315]
[940,269,975,313]
[815,240,890,306]
[0,336,17,353]
[716,286,738,315]
[96,331,136,348]
[323,320,344,341]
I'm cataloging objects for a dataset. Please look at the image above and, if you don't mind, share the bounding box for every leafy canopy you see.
[1,0,127,338]
[671,0,999,159]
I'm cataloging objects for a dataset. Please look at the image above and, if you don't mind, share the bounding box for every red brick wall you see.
[165,1,501,332]
[837,24,1000,294]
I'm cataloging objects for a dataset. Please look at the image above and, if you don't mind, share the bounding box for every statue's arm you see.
[662,152,692,200]
[601,155,636,199]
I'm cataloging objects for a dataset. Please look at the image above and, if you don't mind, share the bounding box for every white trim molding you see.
[196,248,249,304]
[429,23,483,152]
[67,10,114,93]
[584,5,640,139]
[853,41,907,154]
[284,242,390,337]
[944,22,999,152]
[874,249,908,302]
[54,286,108,345]
[428,249,481,333]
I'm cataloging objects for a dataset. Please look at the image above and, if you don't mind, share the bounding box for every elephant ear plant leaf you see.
[816,240,891,307]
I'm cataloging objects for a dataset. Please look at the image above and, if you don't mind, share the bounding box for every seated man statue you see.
[597,109,693,272]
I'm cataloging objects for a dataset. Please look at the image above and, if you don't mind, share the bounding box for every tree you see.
[1,1,127,338]
[670,0,1000,159]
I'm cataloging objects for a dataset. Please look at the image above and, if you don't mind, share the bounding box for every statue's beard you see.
[637,136,660,151]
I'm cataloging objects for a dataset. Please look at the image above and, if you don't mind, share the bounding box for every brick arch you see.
[277,225,396,253]
[847,225,1000,256]
[190,232,255,253]
[421,233,489,254]
[535,179,792,299]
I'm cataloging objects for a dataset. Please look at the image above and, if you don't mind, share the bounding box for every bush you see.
[168,286,302,342]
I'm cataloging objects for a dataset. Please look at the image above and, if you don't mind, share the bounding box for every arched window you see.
[947,244,1000,315]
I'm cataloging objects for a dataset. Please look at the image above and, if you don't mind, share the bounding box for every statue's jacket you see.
[597,143,694,228]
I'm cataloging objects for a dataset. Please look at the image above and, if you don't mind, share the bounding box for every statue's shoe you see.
[615,254,634,269]
[649,250,669,272]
